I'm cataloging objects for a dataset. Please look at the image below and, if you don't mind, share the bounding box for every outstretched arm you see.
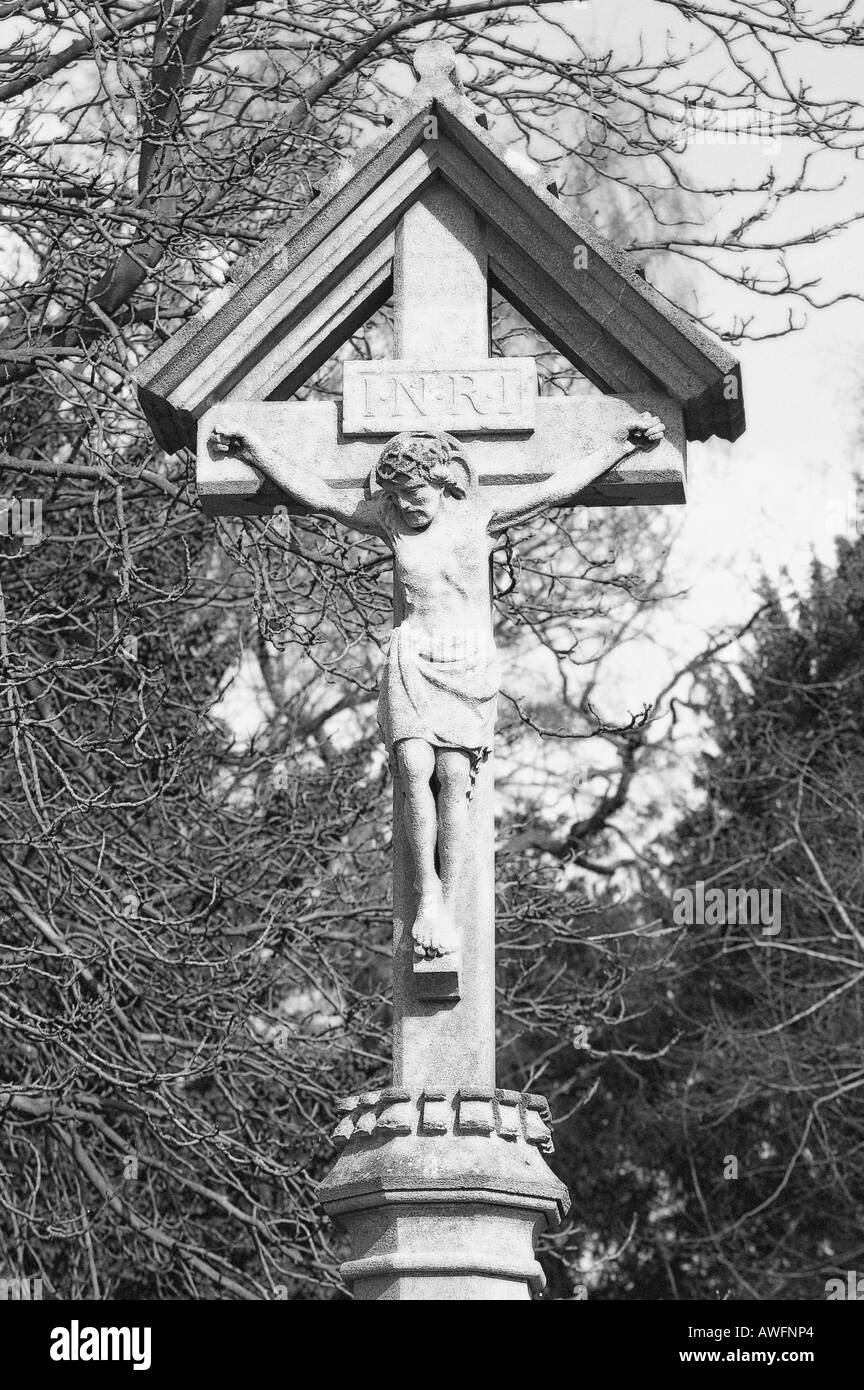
[488,412,666,536]
[206,410,384,538]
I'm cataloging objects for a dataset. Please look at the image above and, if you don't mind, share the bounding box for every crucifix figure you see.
[208,410,664,960]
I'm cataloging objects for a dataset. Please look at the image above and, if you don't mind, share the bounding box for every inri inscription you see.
[342,357,537,436]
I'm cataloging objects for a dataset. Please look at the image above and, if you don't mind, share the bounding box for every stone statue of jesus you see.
[208,411,665,960]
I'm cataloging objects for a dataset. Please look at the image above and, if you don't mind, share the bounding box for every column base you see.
[319,1088,570,1301]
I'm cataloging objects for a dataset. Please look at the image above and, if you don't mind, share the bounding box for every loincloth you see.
[377,621,500,790]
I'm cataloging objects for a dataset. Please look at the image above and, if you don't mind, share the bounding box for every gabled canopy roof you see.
[137,41,744,454]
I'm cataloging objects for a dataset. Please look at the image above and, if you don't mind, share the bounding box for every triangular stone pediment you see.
[138,55,744,453]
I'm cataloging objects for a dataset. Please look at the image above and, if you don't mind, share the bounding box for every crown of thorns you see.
[375,431,470,497]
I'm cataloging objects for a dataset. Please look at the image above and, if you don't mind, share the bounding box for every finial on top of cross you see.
[413,39,463,92]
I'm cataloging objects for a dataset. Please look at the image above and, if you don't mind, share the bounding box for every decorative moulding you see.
[332,1087,555,1154]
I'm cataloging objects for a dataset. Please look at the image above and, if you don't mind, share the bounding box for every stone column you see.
[318,181,570,1300]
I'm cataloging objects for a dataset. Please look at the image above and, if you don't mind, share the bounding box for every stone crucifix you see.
[198,181,673,1032]
[139,39,742,1298]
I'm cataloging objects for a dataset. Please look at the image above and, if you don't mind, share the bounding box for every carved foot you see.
[412,895,458,959]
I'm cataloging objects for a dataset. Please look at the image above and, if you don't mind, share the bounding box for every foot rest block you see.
[413,951,460,1001]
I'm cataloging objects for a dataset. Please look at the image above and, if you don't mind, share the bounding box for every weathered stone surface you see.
[457,1092,497,1136]
[318,1094,569,1301]
[341,357,537,436]
[333,1200,550,1301]
[420,1091,449,1135]
[496,1090,522,1141]
[412,949,461,1000]
[329,1087,556,1148]
[412,38,463,84]
[394,748,495,1060]
[195,392,687,515]
[395,182,488,364]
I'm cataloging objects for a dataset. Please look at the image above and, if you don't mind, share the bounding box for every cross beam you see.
[197,391,686,515]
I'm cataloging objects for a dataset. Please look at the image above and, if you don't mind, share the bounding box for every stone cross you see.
[199,179,673,1038]
[137,40,743,1300]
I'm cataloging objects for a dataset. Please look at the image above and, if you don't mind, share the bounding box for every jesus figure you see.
[208,410,665,960]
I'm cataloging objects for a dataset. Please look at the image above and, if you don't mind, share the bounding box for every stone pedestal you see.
[318,1089,569,1300]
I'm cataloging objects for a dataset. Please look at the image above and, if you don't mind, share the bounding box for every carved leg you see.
[434,748,472,951]
[395,739,446,957]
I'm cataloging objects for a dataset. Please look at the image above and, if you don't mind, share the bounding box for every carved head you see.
[375,431,472,529]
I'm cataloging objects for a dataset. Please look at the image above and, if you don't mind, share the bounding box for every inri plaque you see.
[341,357,537,436]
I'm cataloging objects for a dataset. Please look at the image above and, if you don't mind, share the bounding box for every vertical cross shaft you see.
[390,184,496,1091]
